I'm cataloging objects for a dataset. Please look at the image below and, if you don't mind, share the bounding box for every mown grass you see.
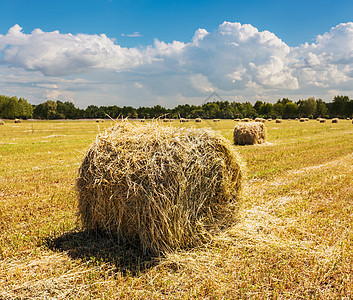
[0,118,352,299]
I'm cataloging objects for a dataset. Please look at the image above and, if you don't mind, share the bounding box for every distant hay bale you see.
[295,118,299,121]
[14,119,21,123]
[234,118,240,122]
[213,119,220,122]
[233,122,267,145]
[255,118,265,123]
[0,121,4,125]
[320,119,326,123]
[163,119,170,122]
[300,118,305,122]
[332,118,339,123]
[305,118,309,121]
[195,118,202,122]
[77,123,243,254]
[242,118,250,122]
[180,118,187,123]
[267,118,272,122]
[140,119,146,122]
[275,119,282,123]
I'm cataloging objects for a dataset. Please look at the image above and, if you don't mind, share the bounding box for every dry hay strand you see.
[77,122,243,254]
[320,119,327,123]
[195,118,202,122]
[0,120,4,125]
[14,119,21,123]
[332,118,339,123]
[275,119,282,123]
[233,122,267,145]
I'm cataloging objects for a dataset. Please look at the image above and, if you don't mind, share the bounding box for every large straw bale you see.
[320,118,326,123]
[77,122,243,254]
[195,118,202,122]
[0,121,4,125]
[14,119,21,123]
[275,119,282,123]
[332,118,339,123]
[233,122,267,145]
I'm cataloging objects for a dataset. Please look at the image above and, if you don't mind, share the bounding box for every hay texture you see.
[233,122,267,145]
[77,122,243,254]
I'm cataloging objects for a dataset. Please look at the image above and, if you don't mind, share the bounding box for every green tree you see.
[331,95,350,117]
[283,102,298,118]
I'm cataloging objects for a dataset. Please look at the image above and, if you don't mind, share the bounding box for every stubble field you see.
[0,118,352,299]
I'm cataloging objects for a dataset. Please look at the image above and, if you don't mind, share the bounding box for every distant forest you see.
[0,94,353,120]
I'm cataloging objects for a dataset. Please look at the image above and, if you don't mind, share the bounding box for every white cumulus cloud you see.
[1,22,353,106]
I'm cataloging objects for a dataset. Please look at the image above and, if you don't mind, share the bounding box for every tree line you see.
[0,95,353,120]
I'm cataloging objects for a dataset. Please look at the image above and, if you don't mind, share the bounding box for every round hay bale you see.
[267,118,272,122]
[195,118,202,122]
[163,119,170,122]
[233,122,266,145]
[213,119,220,122]
[300,118,305,122]
[77,123,243,254]
[140,119,146,122]
[255,118,265,123]
[14,119,21,123]
[275,119,282,123]
[332,118,339,123]
[320,119,326,123]
[234,118,240,122]
[242,118,250,122]
[180,118,186,123]
[0,121,4,125]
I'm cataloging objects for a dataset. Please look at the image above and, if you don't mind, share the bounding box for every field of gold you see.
[0,119,352,299]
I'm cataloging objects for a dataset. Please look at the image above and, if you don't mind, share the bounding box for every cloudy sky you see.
[1,0,353,108]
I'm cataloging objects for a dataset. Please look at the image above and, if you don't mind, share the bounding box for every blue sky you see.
[1,0,353,108]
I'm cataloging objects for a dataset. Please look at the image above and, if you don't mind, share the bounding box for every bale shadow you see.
[44,229,160,276]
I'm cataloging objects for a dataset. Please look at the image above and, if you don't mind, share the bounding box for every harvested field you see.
[1,119,353,299]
